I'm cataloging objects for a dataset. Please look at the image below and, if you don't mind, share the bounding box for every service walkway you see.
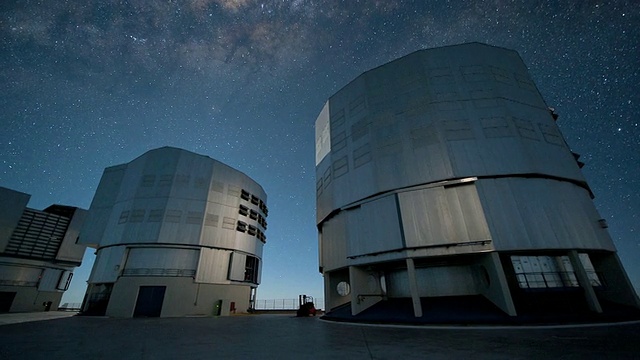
[0,313,639,359]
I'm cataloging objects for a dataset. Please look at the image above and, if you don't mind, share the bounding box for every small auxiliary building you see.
[315,43,639,322]
[80,147,268,317]
[0,187,86,312]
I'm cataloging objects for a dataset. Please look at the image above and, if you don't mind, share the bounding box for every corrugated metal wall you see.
[345,194,403,258]
[195,247,231,283]
[477,178,615,251]
[88,246,126,283]
[125,248,198,271]
[398,183,491,251]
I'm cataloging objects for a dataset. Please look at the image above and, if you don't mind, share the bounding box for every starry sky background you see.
[1,0,638,306]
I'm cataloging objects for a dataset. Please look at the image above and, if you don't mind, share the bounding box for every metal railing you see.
[58,302,82,311]
[254,298,325,310]
[516,271,603,289]
[121,268,196,277]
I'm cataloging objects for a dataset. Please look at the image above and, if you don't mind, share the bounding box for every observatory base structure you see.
[314,43,639,323]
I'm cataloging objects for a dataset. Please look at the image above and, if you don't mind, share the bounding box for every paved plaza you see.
[1,312,639,359]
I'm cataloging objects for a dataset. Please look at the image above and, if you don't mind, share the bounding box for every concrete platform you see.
[323,296,640,325]
[1,313,639,359]
[0,311,77,326]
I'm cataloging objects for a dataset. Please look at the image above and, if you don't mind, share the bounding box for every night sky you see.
[1,1,638,305]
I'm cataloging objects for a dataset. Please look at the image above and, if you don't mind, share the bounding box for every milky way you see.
[1,0,638,303]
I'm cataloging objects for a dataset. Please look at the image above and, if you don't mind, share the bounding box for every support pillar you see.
[480,252,517,316]
[405,258,422,317]
[568,250,602,313]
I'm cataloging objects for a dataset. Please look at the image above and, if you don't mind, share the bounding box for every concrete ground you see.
[1,313,639,359]
[0,311,77,325]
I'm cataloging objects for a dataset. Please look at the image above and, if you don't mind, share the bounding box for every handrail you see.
[357,294,387,304]
[516,271,604,289]
[121,268,196,277]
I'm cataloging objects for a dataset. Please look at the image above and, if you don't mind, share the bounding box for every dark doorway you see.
[133,286,166,317]
[0,292,17,313]
[82,284,113,316]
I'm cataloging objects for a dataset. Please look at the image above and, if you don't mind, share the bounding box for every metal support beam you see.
[568,250,602,313]
[482,252,517,316]
[405,258,422,317]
